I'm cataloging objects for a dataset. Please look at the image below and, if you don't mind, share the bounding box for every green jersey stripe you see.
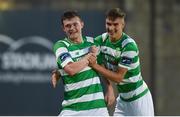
[63,69,97,84]
[63,99,106,111]
[124,66,141,79]
[62,92,104,107]
[120,81,148,99]
[64,77,100,92]
[64,84,103,100]
[61,39,70,47]
[120,73,142,85]
[117,80,143,93]
[122,44,138,52]
[120,88,149,102]
[53,40,68,53]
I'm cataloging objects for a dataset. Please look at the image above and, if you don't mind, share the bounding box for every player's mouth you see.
[108,31,115,36]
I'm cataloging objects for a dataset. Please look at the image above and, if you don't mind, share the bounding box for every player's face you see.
[63,16,84,40]
[106,17,125,40]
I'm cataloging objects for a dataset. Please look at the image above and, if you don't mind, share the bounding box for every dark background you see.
[0,0,180,116]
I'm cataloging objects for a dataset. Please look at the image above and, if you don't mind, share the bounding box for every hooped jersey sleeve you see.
[53,41,74,68]
[118,42,139,70]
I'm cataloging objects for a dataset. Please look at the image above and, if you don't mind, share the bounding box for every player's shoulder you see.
[53,38,70,52]
[54,38,70,47]
[95,33,108,41]
[121,33,137,47]
[121,34,138,51]
[85,36,94,43]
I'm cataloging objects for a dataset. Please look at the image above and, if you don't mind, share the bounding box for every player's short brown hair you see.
[106,8,126,21]
[61,10,82,25]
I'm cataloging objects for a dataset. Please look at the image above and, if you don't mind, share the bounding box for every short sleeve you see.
[118,43,139,70]
[53,41,74,68]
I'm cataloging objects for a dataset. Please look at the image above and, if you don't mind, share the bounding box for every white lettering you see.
[2,52,56,70]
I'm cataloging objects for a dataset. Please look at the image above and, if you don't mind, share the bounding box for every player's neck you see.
[110,33,123,43]
[69,36,83,44]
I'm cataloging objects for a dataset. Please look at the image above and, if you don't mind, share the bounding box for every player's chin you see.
[70,33,79,39]
[109,34,115,39]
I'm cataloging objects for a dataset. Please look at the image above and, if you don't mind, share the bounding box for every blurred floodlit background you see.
[0,0,180,116]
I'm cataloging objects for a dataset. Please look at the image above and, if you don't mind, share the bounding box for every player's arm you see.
[89,46,115,106]
[88,54,127,83]
[102,67,116,106]
[51,54,90,88]
[51,69,61,88]
[92,62,127,83]
[54,42,91,76]
[63,54,91,76]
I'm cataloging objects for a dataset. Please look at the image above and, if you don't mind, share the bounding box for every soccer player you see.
[88,8,154,116]
[52,10,111,116]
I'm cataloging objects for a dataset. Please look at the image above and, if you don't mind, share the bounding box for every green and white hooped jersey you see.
[95,33,149,102]
[53,36,106,111]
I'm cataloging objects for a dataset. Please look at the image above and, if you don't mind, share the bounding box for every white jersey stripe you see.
[61,58,73,68]
[102,33,108,42]
[118,64,131,70]
[122,38,136,48]
[118,59,140,70]
[86,36,94,43]
[119,73,142,85]
[55,47,68,61]
[69,47,90,58]
[64,76,100,92]
[62,92,104,106]
[101,46,121,57]
[129,60,140,70]
[61,40,70,47]
[59,108,108,116]
[121,51,139,58]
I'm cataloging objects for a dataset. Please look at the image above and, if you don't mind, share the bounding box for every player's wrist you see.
[81,57,89,65]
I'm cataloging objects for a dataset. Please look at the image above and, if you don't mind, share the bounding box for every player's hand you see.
[51,69,60,88]
[105,85,116,106]
[87,53,97,67]
[90,46,99,56]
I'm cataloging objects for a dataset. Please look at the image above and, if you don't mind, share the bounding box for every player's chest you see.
[101,46,121,65]
[68,44,92,61]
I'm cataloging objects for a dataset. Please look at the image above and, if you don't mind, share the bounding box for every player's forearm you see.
[92,64,123,83]
[104,77,114,92]
[64,58,89,76]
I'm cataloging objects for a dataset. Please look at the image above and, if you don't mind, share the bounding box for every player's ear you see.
[81,21,84,28]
